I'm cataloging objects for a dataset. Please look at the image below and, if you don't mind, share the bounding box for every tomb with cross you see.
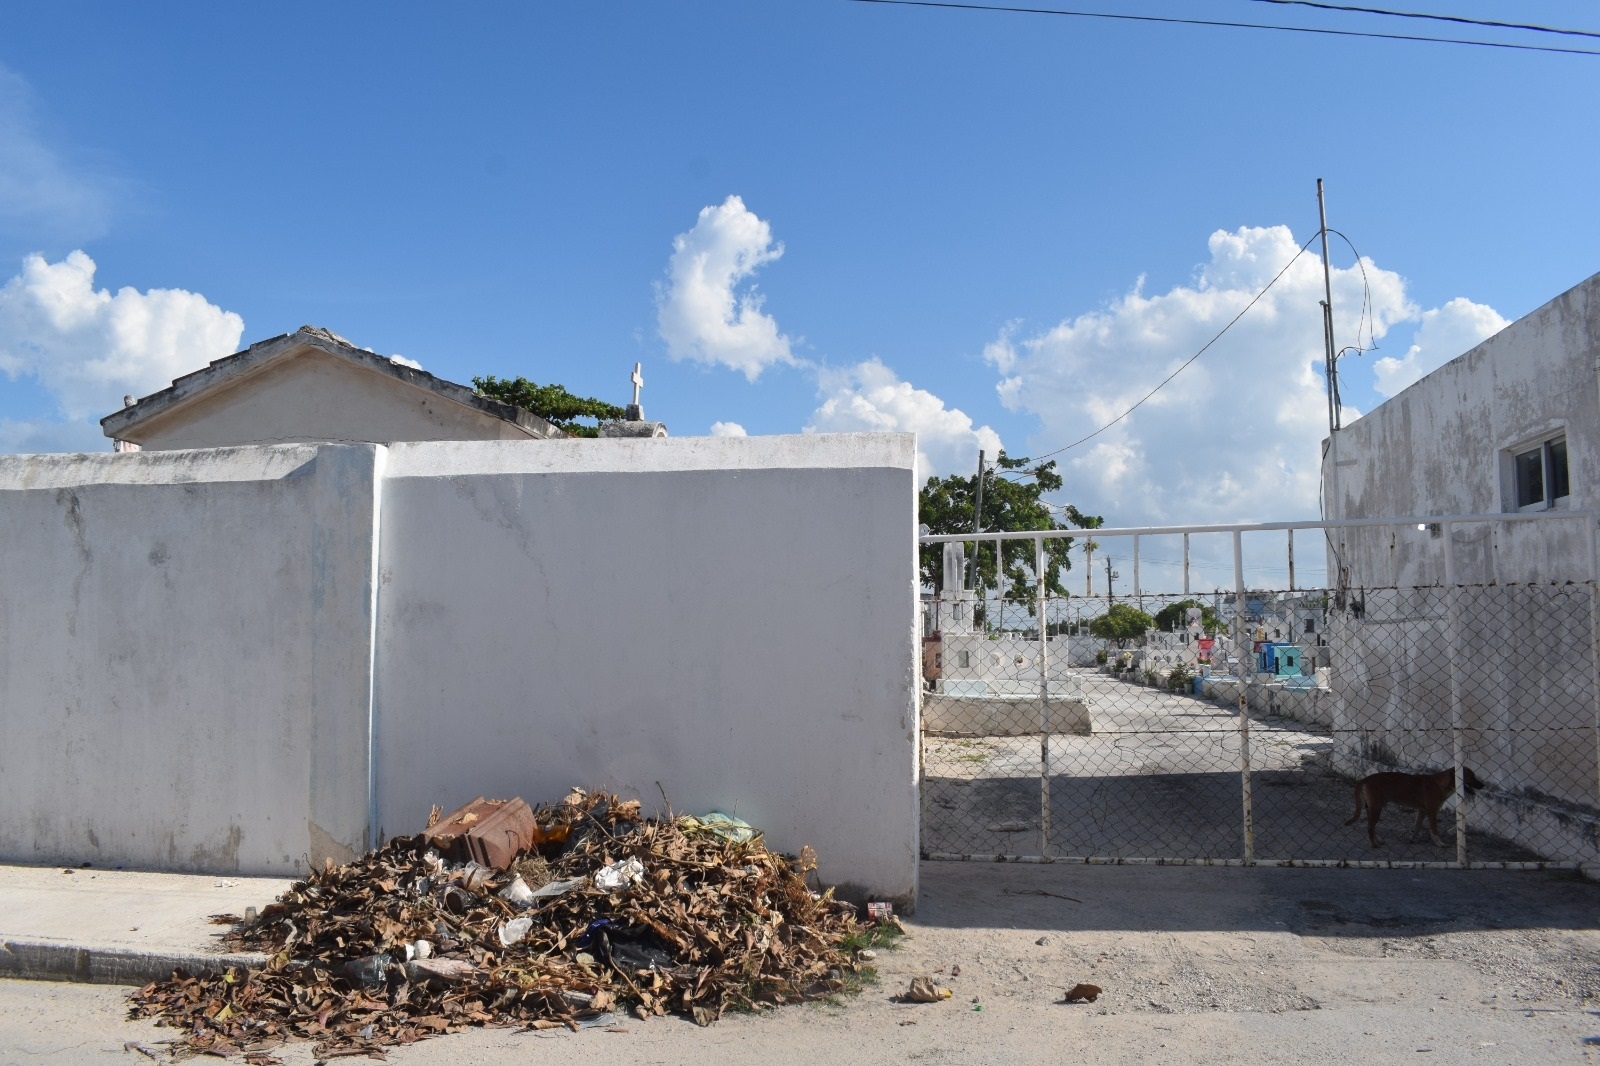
[626,362,645,421]
[599,360,669,438]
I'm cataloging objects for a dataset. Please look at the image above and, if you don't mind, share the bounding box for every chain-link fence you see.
[920,519,1600,869]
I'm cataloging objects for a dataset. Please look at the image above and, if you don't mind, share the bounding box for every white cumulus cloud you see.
[0,251,244,428]
[1371,297,1508,398]
[987,225,1422,529]
[709,420,747,437]
[656,195,795,380]
[806,357,1002,480]
[390,353,423,370]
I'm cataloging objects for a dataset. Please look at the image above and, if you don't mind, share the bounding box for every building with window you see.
[1324,269,1599,587]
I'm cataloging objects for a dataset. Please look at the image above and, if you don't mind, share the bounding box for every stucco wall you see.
[372,434,920,904]
[126,350,536,450]
[0,445,379,874]
[1327,270,1600,586]
[0,434,920,902]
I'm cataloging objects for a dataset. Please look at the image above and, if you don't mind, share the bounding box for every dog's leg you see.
[1426,802,1447,846]
[1345,786,1366,828]
[1366,796,1386,848]
[1409,806,1429,843]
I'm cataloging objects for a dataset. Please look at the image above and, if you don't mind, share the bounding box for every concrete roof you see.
[99,326,565,441]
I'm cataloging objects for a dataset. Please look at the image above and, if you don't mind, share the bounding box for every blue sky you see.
[3,1,1598,559]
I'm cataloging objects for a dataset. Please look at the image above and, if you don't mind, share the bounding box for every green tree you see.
[472,375,624,438]
[918,451,1102,603]
[1087,603,1155,644]
[1153,598,1224,634]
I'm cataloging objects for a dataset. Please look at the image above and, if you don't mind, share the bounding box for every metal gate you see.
[919,513,1600,869]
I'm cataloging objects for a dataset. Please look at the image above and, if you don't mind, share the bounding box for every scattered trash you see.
[972,1003,984,1011]
[406,957,480,987]
[951,964,961,977]
[859,949,878,961]
[904,976,953,1002]
[1062,982,1103,1003]
[498,876,536,907]
[129,788,887,1060]
[337,953,393,990]
[425,796,541,870]
[529,876,586,900]
[498,916,534,947]
[682,812,755,843]
[866,901,894,920]
[593,857,646,891]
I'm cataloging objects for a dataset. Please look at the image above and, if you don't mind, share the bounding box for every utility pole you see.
[1105,556,1116,605]
[968,450,986,592]
[1317,178,1348,597]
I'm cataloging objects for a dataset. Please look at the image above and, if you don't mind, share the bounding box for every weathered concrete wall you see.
[1,434,921,900]
[1325,583,1600,861]
[128,349,536,450]
[1328,270,1600,586]
[371,434,921,905]
[0,445,379,874]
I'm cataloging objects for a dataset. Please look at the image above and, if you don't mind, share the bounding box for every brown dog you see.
[1344,767,1483,847]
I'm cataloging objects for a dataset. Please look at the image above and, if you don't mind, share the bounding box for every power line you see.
[1010,231,1321,471]
[846,0,1600,58]
[1245,0,1600,42]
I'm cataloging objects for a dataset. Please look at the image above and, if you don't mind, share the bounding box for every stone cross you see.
[630,362,644,407]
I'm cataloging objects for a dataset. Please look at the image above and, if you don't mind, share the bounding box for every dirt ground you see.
[5,860,1600,1065]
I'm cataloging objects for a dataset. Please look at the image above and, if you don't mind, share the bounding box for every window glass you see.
[1548,438,1570,501]
[1515,447,1544,508]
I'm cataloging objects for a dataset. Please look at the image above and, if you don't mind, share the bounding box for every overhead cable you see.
[1246,0,1600,42]
[846,0,1600,58]
[996,232,1321,478]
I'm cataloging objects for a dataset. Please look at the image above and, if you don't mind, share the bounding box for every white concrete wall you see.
[1,434,921,901]
[371,434,920,905]
[1327,270,1600,586]
[128,350,536,450]
[0,445,379,875]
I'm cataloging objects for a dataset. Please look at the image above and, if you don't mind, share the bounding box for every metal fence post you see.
[1588,518,1600,817]
[1235,529,1254,863]
[1036,535,1051,860]
[1444,521,1467,867]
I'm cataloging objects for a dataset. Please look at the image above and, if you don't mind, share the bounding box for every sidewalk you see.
[2,859,1599,1063]
[0,863,292,984]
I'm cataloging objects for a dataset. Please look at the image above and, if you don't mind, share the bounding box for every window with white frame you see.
[1510,434,1570,511]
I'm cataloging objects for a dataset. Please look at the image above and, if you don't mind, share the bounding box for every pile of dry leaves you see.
[127,789,893,1062]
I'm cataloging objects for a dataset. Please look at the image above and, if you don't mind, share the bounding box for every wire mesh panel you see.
[921,597,1055,858]
[919,565,1600,868]
[1313,582,1600,865]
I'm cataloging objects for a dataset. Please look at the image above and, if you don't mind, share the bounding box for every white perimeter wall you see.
[0,445,379,874]
[0,434,920,904]
[373,435,920,904]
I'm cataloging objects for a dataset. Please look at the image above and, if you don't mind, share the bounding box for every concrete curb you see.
[0,938,268,986]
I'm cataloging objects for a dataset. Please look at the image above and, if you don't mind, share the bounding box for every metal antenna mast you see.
[1318,178,1348,594]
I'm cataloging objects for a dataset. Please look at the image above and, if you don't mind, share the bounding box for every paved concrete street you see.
[4,860,1600,1065]
[924,673,1532,863]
